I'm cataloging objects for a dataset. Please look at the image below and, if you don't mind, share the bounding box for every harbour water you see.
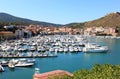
[1,36,120,79]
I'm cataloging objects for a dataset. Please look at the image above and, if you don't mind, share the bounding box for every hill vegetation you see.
[50,64,120,79]
[66,23,85,29]
[85,12,120,27]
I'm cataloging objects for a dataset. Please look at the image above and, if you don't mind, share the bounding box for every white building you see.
[15,29,24,38]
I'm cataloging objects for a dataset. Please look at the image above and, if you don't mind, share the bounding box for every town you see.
[0,24,119,42]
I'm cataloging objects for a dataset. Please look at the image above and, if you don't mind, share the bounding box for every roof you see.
[33,70,73,79]
[0,31,13,34]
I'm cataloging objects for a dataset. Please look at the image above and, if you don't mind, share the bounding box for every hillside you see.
[0,13,61,26]
[85,12,120,27]
[66,12,120,28]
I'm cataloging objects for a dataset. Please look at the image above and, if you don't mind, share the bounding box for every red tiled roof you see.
[33,70,73,79]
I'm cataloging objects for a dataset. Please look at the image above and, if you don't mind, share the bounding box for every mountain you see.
[1,12,120,28]
[0,13,61,26]
[66,12,120,28]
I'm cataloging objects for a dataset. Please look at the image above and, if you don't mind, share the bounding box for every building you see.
[24,30,32,38]
[15,29,24,38]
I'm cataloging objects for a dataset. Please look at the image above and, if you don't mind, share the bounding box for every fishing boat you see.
[83,43,108,53]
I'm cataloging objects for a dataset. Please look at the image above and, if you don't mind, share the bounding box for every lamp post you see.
[34,68,40,74]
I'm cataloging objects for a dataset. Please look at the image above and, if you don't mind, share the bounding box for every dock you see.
[0,55,57,58]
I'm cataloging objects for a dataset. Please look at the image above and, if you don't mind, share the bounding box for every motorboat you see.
[64,47,68,52]
[0,60,9,66]
[8,62,15,69]
[15,59,34,67]
[30,46,36,51]
[8,59,16,69]
[49,48,54,52]
[83,43,108,53]
[59,47,64,52]
[69,46,74,52]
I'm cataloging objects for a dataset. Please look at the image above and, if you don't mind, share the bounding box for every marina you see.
[0,0,120,78]
[0,35,108,58]
[0,35,119,79]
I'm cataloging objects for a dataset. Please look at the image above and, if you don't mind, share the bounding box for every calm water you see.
[1,36,120,79]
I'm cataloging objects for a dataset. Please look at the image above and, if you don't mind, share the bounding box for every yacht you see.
[83,43,108,53]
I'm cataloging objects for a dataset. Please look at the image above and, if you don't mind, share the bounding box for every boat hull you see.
[83,50,108,53]
[15,63,34,67]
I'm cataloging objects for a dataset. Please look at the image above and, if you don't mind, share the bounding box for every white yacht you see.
[83,43,108,53]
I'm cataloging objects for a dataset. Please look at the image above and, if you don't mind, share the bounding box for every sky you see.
[0,0,120,24]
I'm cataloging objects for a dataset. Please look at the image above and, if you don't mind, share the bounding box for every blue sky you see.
[0,0,120,24]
